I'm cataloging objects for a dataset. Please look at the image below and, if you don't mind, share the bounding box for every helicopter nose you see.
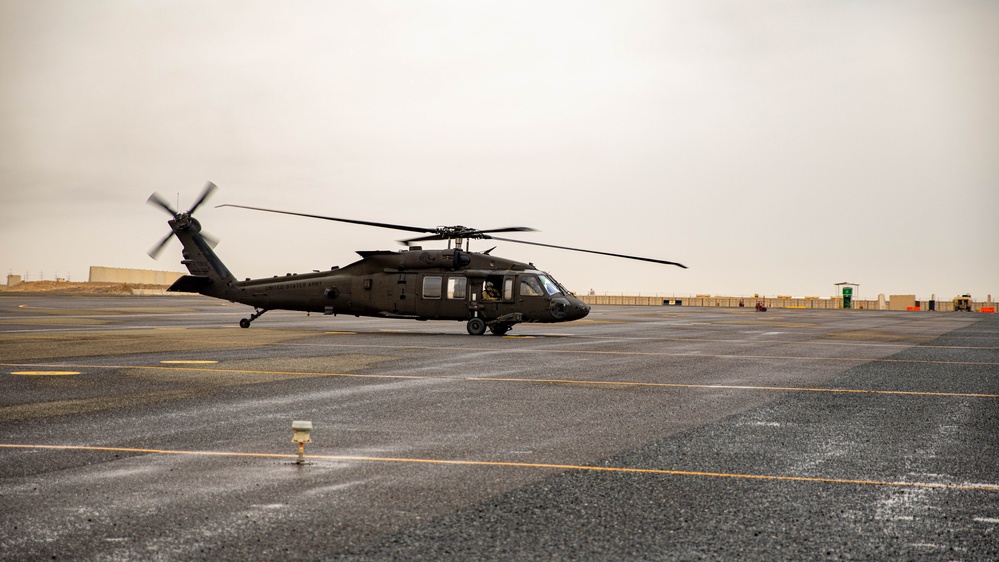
[550,296,590,321]
[569,300,590,320]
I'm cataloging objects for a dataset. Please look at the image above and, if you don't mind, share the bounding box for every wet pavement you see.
[1,293,997,560]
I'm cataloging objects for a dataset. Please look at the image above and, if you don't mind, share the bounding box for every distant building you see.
[88,266,184,285]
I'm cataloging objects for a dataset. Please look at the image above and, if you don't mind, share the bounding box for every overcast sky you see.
[2,1,996,300]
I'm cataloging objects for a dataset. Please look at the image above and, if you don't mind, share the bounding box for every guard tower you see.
[834,282,860,309]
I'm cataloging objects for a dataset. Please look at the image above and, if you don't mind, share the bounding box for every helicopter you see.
[147,182,686,335]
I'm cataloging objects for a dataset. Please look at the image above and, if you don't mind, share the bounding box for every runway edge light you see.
[292,420,313,465]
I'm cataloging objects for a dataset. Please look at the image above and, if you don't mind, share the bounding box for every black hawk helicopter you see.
[147,182,686,335]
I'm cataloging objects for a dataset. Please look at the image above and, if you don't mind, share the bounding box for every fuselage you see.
[172,245,590,330]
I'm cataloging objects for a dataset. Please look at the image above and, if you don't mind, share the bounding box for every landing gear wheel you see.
[239,308,268,329]
[489,324,510,336]
[466,317,487,335]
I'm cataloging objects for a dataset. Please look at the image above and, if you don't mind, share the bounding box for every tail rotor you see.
[146,182,219,259]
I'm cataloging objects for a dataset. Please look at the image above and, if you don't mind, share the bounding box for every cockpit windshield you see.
[538,275,560,296]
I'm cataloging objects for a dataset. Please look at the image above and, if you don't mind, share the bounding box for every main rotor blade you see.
[147,231,174,259]
[400,233,448,244]
[217,204,436,235]
[489,236,688,268]
[187,181,218,215]
[146,192,178,216]
[475,226,538,235]
[400,226,537,245]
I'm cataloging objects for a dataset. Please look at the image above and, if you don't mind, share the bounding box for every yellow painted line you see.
[291,341,999,367]
[1,444,995,493]
[2,362,997,398]
[9,371,80,376]
[624,337,999,351]
[304,340,999,367]
[0,326,920,361]
[6,331,997,359]
[159,360,218,365]
[325,331,357,335]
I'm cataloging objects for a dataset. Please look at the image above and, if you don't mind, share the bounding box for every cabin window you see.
[422,276,442,299]
[447,277,467,299]
[503,278,514,301]
[483,275,503,301]
[520,276,544,297]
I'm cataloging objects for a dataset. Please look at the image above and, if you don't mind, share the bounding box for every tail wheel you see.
[466,317,486,335]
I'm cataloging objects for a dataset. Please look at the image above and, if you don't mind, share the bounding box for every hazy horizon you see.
[2,1,997,301]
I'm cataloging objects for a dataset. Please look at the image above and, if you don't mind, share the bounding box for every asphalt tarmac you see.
[1,293,997,560]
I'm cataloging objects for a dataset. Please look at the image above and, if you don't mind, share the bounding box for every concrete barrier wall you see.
[88,266,184,285]
[578,295,995,312]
